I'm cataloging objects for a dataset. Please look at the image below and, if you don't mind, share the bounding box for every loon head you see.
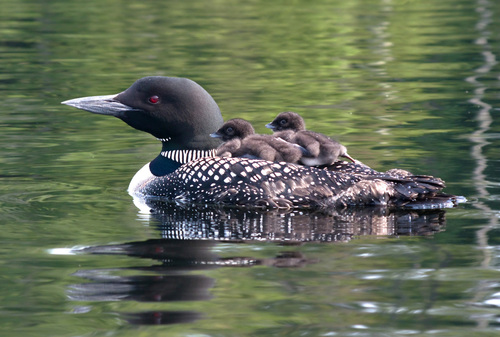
[62,76,224,150]
[210,118,255,141]
[266,111,306,132]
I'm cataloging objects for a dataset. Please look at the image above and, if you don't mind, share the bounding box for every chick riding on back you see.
[267,111,356,166]
[211,118,302,163]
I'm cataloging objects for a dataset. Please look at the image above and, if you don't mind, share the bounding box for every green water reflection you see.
[1,0,499,335]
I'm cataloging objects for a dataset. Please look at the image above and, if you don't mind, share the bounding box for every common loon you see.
[211,118,303,163]
[266,111,356,166]
[62,76,461,210]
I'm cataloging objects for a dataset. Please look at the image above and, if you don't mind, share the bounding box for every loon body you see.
[211,118,302,163]
[267,111,356,166]
[62,76,461,210]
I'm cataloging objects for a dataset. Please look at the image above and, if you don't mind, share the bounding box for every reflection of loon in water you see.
[145,200,447,242]
[64,203,447,325]
[66,237,315,325]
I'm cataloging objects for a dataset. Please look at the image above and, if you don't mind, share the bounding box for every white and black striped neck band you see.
[160,149,218,164]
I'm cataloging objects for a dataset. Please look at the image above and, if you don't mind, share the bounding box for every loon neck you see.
[149,141,218,177]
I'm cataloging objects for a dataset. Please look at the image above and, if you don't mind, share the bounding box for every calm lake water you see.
[1,0,500,336]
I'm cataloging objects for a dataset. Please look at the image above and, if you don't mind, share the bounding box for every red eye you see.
[148,95,159,104]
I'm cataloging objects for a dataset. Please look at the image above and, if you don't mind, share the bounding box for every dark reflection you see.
[69,237,317,325]
[0,40,37,48]
[69,270,214,302]
[69,239,216,326]
[79,239,315,269]
[121,311,202,325]
[69,203,447,325]
[81,239,219,267]
[145,200,447,241]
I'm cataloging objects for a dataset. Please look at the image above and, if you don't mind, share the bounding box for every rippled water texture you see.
[1,0,499,336]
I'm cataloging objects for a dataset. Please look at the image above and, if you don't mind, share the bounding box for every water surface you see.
[1,0,500,336]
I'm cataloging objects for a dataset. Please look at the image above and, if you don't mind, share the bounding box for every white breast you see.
[127,162,155,196]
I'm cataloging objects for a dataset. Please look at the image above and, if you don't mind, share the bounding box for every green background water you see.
[1,0,499,335]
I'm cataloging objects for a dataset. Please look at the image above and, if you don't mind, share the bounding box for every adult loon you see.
[62,76,461,210]
[211,118,303,163]
[266,111,356,166]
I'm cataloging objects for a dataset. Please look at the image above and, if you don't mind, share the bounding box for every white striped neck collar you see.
[160,149,217,164]
[157,137,172,142]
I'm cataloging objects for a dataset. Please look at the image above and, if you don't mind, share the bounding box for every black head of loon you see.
[62,76,462,210]
[62,76,223,176]
[63,76,223,151]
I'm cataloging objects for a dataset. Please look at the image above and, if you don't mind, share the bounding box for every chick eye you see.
[226,127,234,134]
[279,119,287,125]
[148,95,160,104]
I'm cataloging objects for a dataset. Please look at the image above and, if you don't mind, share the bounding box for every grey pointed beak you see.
[62,94,139,117]
[210,132,222,138]
[265,123,276,130]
